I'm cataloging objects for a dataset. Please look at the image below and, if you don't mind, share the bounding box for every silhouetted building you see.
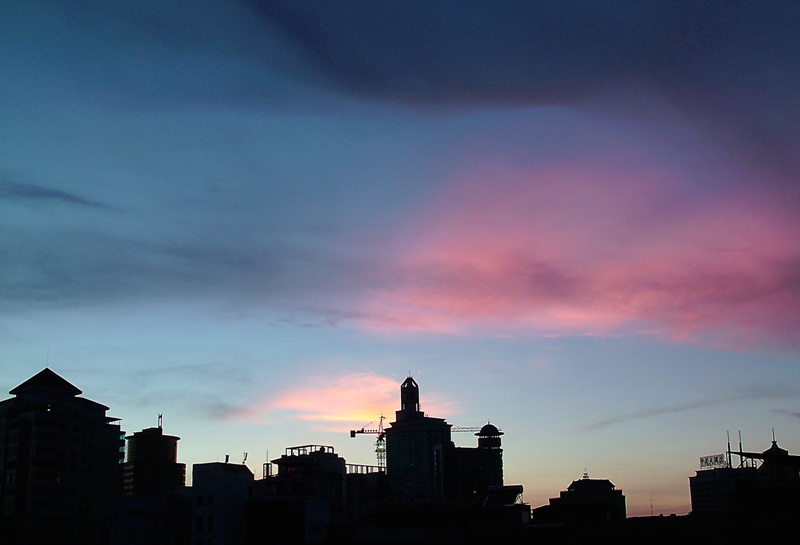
[113,420,189,545]
[112,494,191,545]
[192,461,253,545]
[122,421,186,497]
[264,445,346,508]
[250,445,348,543]
[384,377,453,501]
[690,435,800,521]
[439,423,504,505]
[689,457,755,517]
[383,377,509,507]
[0,368,124,545]
[343,463,387,522]
[533,472,626,525]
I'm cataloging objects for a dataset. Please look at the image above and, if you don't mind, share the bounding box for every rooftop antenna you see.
[726,431,732,468]
[158,413,163,429]
[738,431,744,468]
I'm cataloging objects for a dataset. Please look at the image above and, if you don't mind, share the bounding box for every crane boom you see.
[350,415,386,469]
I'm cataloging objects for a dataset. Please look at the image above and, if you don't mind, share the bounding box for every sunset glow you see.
[2,1,798,518]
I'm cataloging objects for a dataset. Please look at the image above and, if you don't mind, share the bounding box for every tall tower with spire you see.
[399,376,421,417]
[384,376,452,500]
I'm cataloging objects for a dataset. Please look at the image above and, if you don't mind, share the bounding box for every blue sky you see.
[2,1,799,516]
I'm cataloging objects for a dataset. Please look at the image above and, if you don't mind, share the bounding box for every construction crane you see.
[349,420,497,468]
[350,415,386,469]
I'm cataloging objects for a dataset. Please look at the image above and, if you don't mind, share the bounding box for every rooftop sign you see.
[699,453,728,469]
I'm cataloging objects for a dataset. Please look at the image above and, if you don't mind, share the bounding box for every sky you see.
[2,0,799,516]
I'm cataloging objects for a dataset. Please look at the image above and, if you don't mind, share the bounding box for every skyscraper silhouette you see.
[384,377,452,500]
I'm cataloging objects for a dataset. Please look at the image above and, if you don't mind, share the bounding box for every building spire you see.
[400,376,420,413]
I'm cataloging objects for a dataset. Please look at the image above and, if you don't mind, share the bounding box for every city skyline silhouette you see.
[2,0,799,524]
[3,367,798,544]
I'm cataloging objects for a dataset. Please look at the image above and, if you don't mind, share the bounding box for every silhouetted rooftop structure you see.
[9,366,83,397]
[476,423,503,449]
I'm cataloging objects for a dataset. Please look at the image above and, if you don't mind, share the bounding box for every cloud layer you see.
[361,120,800,348]
[248,1,800,181]
[2,1,798,351]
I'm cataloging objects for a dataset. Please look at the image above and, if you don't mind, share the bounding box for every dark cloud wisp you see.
[0,178,111,210]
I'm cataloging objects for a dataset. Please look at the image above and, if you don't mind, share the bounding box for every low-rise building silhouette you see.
[532,471,626,525]
[250,445,349,544]
[192,461,254,545]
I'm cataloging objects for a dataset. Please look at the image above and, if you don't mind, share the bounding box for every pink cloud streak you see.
[228,373,459,430]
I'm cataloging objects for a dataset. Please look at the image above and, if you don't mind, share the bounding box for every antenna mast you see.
[726,431,732,468]
[738,431,744,468]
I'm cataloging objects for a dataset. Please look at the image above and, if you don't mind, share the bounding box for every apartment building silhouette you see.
[0,368,124,545]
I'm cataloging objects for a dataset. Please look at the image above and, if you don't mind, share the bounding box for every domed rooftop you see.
[477,423,503,437]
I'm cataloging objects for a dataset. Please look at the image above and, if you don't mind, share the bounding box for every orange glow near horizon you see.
[227,372,459,431]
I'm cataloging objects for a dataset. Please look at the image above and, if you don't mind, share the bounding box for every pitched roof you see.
[9,368,82,396]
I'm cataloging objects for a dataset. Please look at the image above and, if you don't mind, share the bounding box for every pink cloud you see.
[361,156,800,349]
[228,372,459,429]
